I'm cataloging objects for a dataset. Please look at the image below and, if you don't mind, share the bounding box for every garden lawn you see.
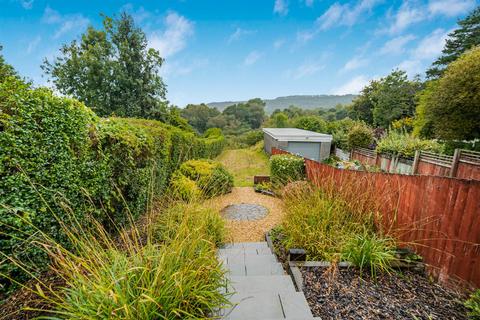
[216,147,269,187]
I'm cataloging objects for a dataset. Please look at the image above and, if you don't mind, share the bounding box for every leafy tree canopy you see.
[293,116,328,133]
[427,6,480,79]
[271,112,289,128]
[181,103,220,133]
[414,47,480,140]
[0,45,17,81]
[43,13,168,119]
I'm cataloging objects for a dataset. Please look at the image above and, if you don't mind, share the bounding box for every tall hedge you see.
[0,76,225,296]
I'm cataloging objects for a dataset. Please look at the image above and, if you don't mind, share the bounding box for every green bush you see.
[0,76,226,296]
[347,123,373,150]
[169,173,201,202]
[172,159,233,199]
[270,154,305,187]
[342,231,396,278]
[376,130,443,158]
[465,289,480,319]
[242,130,264,146]
[293,116,327,133]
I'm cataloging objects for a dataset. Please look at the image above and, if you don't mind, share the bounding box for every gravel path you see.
[207,187,284,242]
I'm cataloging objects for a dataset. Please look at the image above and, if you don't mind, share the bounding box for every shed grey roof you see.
[263,128,332,142]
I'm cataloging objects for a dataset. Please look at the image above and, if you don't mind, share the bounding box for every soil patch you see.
[301,266,468,320]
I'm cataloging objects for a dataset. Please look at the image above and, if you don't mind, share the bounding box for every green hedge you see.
[270,154,306,187]
[376,130,443,158]
[0,76,226,296]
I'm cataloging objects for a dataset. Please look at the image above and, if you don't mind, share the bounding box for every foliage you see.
[293,116,328,133]
[42,13,169,120]
[281,183,374,261]
[270,154,305,187]
[169,173,201,202]
[372,70,423,128]
[0,75,226,296]
[173,159,233,198]
[414,47,480,141]
[242,130,264,146]
[28,202,226,319]
[271,112,289,128]
[427,7,480,79]
[350,81,378,125]
[0,45,17,80]
[347,123,373,150]
[376,130,443,158]
[222,98,266,129]
[342,231,396,278]
[465,289,480,319]
[327,118,356,150]
[391,117,414,132]
[181,103,220,133]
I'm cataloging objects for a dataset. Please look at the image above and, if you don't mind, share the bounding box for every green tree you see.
[43,13,167,119]
[223,98,265,129]
[271,112,289,128]
[414,47,480,140]
[0,45,17,81]
[349,80,379,124]
[427,7,480,79]
[347,123,373,150]
[181,104,220,133]
[293,116,327,133]
[371,70,422,128]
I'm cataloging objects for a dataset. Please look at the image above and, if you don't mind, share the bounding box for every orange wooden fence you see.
[272,147,480,289]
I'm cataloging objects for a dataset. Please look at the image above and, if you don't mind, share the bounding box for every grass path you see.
[216,147,269,187]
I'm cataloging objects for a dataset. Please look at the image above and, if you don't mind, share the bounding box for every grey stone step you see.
[221,253,277,266]
[226,260,284,276]
[227,275,296,294]
[222,242,269,250]
[220,292,314,320]
[218,246,273,257]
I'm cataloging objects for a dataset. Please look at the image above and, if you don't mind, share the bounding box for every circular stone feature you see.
[221,203,268,221]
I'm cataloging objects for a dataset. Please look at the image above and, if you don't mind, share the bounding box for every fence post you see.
[450,149,461,178]
[412,150,421,175]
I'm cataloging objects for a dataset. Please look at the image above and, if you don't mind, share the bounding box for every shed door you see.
[286,142,320,161]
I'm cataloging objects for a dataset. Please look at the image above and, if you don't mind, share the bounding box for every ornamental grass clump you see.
[5,202,228,319]
[281,182,375,261]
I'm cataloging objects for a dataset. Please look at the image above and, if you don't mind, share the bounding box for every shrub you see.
[376,130,443,158]
[173,159,233,199]
[28,203,227,318]
[169,173,201,202]
[465,289,480,319]
[342,231,396,278]
[347,123,374,150]
[270,154,305,187]
[293,116,327,133]
[281,185,374,261]
[242,130,264,146]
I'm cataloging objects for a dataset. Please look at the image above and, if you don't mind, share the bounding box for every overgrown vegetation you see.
[16,202,227,319]
[0,72,226,296]
[465,289,480,319]
[376,130,443,158]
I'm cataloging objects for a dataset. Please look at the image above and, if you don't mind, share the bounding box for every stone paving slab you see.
[280,292,314,319]
[228,275,296,294]
[222,242,269,249]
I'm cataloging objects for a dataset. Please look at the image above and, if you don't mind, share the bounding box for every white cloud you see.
[26,36,41,54]
[161,58,209,78]
[387,1,426,34]
[274,0,288,15]
[121,4,151,23]
[428,0,476,17]
[412,28,450,60]
[291,61,324,79]
[228,27,256,43]
[341,56,369,72]
[396,59,423,75]
[317,0,381,30]
[149,12,194,58]
[333,75,370,94]
[244,50,262,66]
[273,39,286,49]
[305,0,314,7]
[42,7,89,39]
[379,34,416,55]
[19,0,33,9]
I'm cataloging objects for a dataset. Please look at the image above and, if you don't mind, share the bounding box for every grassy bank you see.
[216,144,269,187]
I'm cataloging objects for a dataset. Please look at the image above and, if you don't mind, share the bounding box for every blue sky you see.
[1,0,478,106]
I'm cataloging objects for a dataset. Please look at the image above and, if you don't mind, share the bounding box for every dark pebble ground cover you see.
[301,266,469,320]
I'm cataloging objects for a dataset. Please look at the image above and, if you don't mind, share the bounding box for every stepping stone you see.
[227,275,296,294]
[222,242,269,250]
[280,292,314,319]
[245,260,284,276]
[220,292,285,319]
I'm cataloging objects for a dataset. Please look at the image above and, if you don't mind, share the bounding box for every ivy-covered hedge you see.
[0,76,226,296]
[270,154,306,187]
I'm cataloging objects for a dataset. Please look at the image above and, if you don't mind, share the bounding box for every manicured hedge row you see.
[0,75,225,296]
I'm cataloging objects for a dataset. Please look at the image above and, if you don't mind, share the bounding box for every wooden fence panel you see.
[276,149,480,289]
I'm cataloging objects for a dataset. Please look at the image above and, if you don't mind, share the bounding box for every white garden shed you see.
[263,128,333,161]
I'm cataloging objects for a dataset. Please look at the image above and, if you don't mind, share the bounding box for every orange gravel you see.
[206,187,284,243]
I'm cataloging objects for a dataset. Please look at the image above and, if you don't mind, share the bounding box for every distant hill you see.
[207,94,357,114]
